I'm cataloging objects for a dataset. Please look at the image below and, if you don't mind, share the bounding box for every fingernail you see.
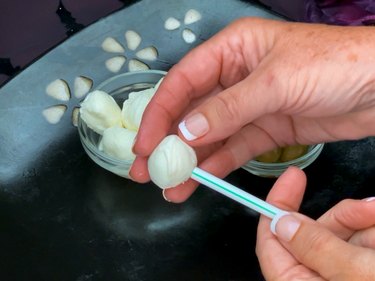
[162,189,171,202]
[271,212,301,242]
[364,197,375,202]
[178,113,209,141]
[270,211,289,235]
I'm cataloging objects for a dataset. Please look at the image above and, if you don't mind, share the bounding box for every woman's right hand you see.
[131,18,375,202]
[257,167,375,281]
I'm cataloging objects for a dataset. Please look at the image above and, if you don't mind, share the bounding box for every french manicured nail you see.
[364,197,375,202]
[178,113,209,141]
[162,189,171,202]
[271,213,301,242]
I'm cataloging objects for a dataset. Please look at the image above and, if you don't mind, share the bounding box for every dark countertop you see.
[0,0,133,86]
[0,1,374,280]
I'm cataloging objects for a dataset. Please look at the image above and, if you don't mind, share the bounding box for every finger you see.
[130,158,201,202]
[265,166,307,211]
[318,198,375,240]
[257,167,307,242]
[133,49,219,157]
[134,20,253,158]
[163,132,280,204]
[129,156,150,183]
[164,122,280,202]
[272,213,369,280]
[162,179,199,203]
[138,113,293,201]
[129,84,224,184]
[131,112,306,185]
[267,172,375,279]
[162,142,224,203]
[178,69,284,144]
[256,167,308,281]
[349,227,375,249]
[135,18,280,157]
[162,146,237,203]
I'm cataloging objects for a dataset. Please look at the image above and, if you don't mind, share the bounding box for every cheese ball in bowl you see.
[77,70,166,178]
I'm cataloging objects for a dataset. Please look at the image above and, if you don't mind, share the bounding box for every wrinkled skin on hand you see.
[257,167,375,281]
[131,18,375,202]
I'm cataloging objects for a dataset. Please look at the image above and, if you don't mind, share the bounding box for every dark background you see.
[0,0,137,86]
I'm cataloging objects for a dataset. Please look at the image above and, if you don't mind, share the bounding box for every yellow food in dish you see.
[256,145,309,163]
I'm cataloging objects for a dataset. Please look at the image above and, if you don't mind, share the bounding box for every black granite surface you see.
[0,1,374,281]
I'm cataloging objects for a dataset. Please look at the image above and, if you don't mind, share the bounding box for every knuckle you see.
[229,17,253,28]
[299,230,332,261]
[228,17,267,33]
[213,94,242,124]
[331,199,362,226]
[340,198,354,206]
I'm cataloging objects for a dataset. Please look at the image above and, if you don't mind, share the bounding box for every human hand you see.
[257,167,375,281]
[131,18,375,201]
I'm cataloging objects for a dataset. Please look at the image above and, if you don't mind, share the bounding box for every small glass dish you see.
[77,70,167,178]
[241,143,324,178]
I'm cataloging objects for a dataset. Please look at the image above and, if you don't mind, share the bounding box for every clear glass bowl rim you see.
[244,143,325,168]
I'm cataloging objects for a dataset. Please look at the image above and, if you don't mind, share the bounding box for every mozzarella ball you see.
[80,90,122,135]
[99,126,136,161]
[121,88,155,131]
[148,135,197,189]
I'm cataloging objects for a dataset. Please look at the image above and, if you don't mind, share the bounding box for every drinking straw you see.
[191,167,285,219]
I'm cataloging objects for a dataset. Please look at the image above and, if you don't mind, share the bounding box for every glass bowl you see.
[242,143,324,178]
[77,70,167,178]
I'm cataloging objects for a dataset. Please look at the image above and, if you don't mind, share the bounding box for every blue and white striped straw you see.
[191,167,285,219]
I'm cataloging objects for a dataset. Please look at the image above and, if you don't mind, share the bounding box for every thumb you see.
[178,70,282,144]
[272,213,363,280]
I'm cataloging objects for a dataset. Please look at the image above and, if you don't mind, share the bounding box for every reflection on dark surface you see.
[0,135,263,280]
[0,110,264,279]
[88,172,200,240]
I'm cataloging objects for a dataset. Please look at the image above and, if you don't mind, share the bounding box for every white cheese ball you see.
[80,90,122,135]
[99,127,136,161]
[148,135,197,189]
[121,88,155,131]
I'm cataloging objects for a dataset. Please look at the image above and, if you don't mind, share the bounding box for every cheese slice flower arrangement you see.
[79,78,164,162]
